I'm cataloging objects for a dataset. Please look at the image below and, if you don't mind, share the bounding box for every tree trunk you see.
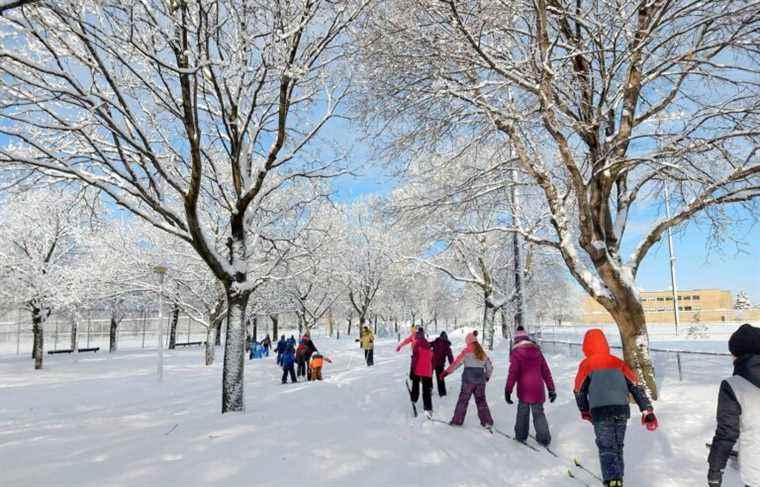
[109,315,119,353]
[31,306,45,370]
[297,314,303,335]
[373,314,378,335]
[221,287,250,413]
[205,325,217,366]
[70,313,78,353]
[270,314,279,341]
[500,308,510,342]
[606,294,658,400]
[347,315,352,336]
[434,313,438,333]
[252,316,258,342]
[215,322,222,346]
[168,304,179,349]
[394,318,398,334]
[483,300,496,351]
[410,312,416,327]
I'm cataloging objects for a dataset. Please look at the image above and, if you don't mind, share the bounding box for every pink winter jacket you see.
[444,333,493,384]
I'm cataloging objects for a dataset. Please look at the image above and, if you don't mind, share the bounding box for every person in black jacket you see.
[431,331,454,396]
[708,323,760,487]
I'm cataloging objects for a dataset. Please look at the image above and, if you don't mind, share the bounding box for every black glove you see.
[505,390,513,404]
[548,390,557,403]
[707,469,723,487]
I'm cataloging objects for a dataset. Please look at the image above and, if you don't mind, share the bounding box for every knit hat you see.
[728,323,760,357]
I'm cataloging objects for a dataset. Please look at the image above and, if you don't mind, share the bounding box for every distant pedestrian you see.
[431,331,454,396]
[275,335,287,365]
[360,326,375,366]
[505,326,556,446]
[708,323,760,487]
[308,352,333,381]
[442,332,494,429]
[281,344,297,384]
[261,334,272,356]
[574,329,657,487]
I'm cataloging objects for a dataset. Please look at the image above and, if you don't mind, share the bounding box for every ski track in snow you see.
[0,332,747,486]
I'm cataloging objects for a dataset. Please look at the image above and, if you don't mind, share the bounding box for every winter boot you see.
[605,481,623,487]
[424,410,433,420]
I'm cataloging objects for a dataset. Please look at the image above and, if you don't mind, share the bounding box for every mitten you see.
[548,390,557,403]
[581,411,592,422]
[707,469,723,487]
[504,390,513,404]
[642,409,658,431]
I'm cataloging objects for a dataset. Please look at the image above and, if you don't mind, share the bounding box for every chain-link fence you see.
[536,336,733,389]
[0,310,217,355]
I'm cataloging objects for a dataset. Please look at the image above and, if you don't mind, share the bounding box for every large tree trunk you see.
[215,322,222,346]
[221,287,250,413]
[347,315,352,336]
[604,293,658,400]
[373,314,378,335]
[109,315,119,353]
[500,308,510,342]
[252,316,258,342]
[168,304,179,349]
[270,314,278,341]
[483,299,496,351]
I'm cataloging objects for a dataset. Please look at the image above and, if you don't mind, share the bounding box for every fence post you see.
[676,352,683,382]
[16,307,22,355]
[141,313,147,348]
[86,311,91,348]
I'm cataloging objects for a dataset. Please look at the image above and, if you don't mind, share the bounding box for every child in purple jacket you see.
[505,326,556,446]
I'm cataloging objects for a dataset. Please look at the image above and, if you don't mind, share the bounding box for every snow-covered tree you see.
[0,0,370,412]
[0,189,96,369]
[358,0,760,398]
[735,291,752,310]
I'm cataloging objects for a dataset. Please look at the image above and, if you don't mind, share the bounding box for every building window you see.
[657,297,664,301]
[692,295,700,300]
[683,296,691,300]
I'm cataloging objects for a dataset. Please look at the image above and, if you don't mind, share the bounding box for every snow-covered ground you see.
[0,331,746,486]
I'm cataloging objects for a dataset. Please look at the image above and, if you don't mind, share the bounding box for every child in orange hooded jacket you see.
[574,329,658,487]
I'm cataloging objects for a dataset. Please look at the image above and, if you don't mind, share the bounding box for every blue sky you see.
[333,155,760,304]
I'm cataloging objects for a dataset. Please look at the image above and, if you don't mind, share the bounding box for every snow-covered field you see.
[0,331,746,486]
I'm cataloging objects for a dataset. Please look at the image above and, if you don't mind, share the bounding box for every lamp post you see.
[154,265,168,382]
[663,186,681,336]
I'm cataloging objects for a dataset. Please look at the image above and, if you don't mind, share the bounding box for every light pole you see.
[664,186,681,336]
[154,265,168,381]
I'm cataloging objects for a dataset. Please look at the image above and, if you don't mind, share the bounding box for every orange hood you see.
[582,329,610,357]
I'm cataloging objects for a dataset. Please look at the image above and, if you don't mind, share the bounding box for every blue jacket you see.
[281,348,296,367]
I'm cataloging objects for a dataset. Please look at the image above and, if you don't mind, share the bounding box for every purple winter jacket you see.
[431,336,454,369]
[505,338,555,404]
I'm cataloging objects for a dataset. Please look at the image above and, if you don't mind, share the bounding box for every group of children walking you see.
[274,331,331,383]
[397,324,657,487]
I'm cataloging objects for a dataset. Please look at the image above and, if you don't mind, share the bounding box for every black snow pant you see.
[297,358,307,377]
[435,365,447,396]
[593,414,628,482]
[364,349,374,366]
[410,375,433,412]
[282,364,296,383]
[515,401,551,445]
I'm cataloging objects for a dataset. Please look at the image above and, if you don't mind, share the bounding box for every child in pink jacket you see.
[441,332,494,428]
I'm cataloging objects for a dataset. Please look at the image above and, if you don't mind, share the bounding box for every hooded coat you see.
[708,350,760,486]
[506,335,555,404]
[411,329,434,377]
[445,333,493,385]
[431,333,454,369]
[573,329,651,420]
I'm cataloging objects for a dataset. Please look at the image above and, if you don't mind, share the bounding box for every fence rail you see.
[536,337,732,384]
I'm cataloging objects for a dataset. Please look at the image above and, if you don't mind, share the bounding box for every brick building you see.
[581,289,760,324]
